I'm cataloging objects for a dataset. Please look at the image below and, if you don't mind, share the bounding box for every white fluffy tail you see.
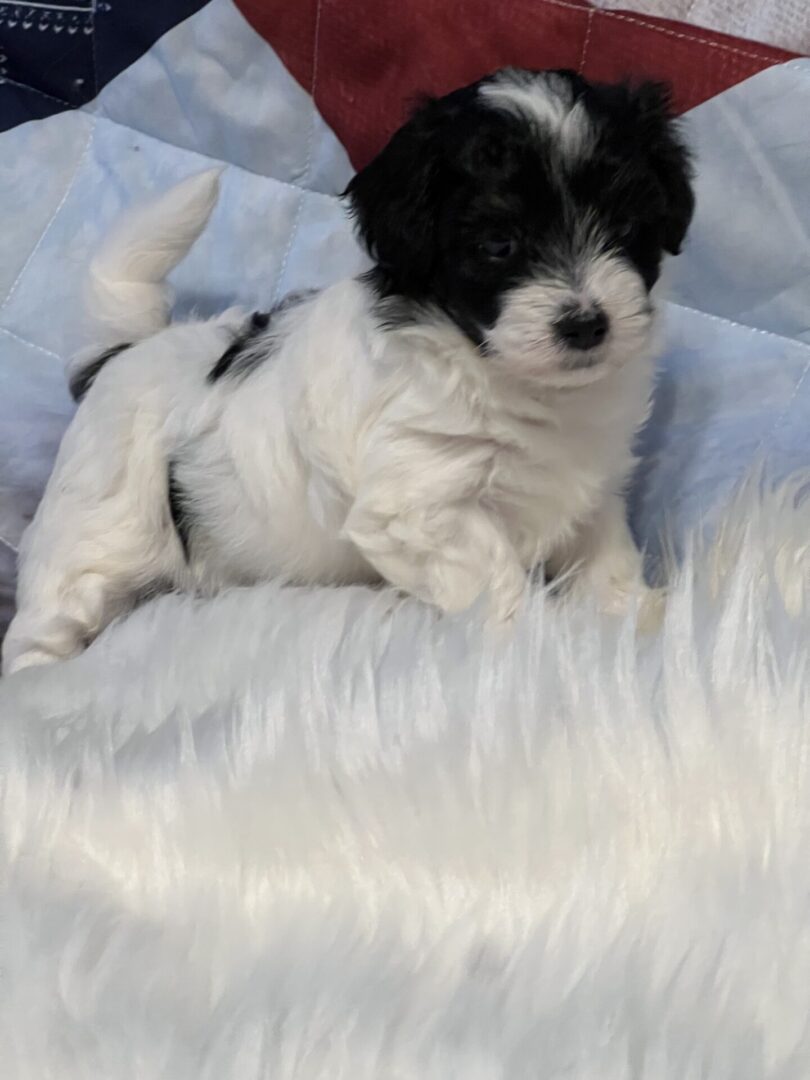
[83,168,221,347]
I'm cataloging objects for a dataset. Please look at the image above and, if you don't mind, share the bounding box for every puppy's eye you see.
[479,237,517,261]
[616,221,635,241]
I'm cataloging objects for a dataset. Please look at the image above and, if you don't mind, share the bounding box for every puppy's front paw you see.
[594,577,647,615]
[593,579,666,633]
[2,613,85,676]
[2,644,61,677]
[636,585,667,634]
[486,561,528,626]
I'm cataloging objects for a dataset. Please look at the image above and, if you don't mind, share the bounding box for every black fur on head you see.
[345,68,694,354]
[581,76,695,259]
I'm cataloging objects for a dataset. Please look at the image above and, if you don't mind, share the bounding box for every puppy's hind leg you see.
[3,502,180,675]
[4,567,135,674]
[2,402,181,676]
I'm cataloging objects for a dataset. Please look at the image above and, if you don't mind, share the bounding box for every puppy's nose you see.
[554,307,609,351]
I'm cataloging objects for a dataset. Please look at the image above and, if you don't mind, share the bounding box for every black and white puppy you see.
[3,68,693,674]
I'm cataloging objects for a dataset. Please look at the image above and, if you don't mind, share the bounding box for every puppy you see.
[2,68,693,675]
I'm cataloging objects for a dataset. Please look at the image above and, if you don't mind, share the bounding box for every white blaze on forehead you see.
[479,70,592,160]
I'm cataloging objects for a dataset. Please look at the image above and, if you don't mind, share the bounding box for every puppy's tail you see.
[83,168,221,347]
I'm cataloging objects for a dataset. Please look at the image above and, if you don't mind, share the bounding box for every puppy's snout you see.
[554,307,609,351]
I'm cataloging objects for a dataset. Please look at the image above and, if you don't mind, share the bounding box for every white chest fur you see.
[181,281,653,592]
[483,361,654,564]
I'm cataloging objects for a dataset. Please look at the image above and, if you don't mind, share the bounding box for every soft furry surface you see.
[2,477,810,1077]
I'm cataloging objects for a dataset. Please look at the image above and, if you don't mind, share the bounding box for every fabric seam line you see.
[536,0,793,64]
[0,117,96,314]
[270,0,323,305]
[666,300,810,351]
[1,84,345,197]
[0,324,63,362]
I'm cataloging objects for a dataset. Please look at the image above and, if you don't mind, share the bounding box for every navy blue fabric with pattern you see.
[0,0,208,131]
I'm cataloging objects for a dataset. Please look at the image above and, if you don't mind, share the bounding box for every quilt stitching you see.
[0,2,93,14]
[0,324,63,362]
[594,10,786,65]
[758,356,810,456]
[0,115,96,315]
[0,105,351,359]
[80,113,344,193]
[0,75,72,108]
[270,0,323,305]
[665,300,810,460]
[0,322,62,561]
[535,0,787,64]
[90,0,99,97]
[578,6,595,73]
[667,301,810,351]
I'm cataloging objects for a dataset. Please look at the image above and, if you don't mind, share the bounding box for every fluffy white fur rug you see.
[1,478,810,1078]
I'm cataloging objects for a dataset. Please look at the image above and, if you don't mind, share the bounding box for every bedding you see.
[1,1,810,1073]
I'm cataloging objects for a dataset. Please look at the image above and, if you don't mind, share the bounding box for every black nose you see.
[554,308,609,351]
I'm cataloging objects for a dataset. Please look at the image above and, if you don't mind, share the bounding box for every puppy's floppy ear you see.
[345,98,446,290]
[630,81,695,255]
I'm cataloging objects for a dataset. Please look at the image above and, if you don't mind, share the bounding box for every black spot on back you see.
[208,292,318,384]
[208,312,268,382]
[167,461,193,561]
[69,343,131,402]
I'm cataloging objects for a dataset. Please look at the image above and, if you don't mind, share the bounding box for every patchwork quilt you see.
[1,1,810,641]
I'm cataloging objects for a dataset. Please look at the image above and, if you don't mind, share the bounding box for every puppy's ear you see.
[345,98,445,290]
[630,81,695,255]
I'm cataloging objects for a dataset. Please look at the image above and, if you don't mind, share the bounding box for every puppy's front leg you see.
[547,490,654,614]
[345,494,526,622]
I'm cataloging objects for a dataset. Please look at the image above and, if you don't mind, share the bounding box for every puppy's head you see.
[346,68,694,386]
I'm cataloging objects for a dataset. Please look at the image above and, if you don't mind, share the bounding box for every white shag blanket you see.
[1,477,810,1077]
